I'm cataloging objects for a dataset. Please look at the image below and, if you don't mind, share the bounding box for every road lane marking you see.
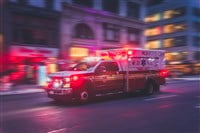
[144,95,177,101]
[47,128,66,133]
[195,104,200,109]
[0,106,59,118]
[35,111,61,117]
[168,77,200,81]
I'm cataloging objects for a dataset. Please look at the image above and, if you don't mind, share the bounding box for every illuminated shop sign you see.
[10,45,58,57]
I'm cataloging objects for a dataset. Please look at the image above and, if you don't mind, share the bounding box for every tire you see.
[80,89,90,102]
[145,82,154,95]
[154,84,160,92]
[78,86,94,103]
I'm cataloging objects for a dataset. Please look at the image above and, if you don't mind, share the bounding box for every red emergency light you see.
[160,70,169,77]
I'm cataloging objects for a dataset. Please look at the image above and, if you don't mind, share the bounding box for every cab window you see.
[105,62,119,72]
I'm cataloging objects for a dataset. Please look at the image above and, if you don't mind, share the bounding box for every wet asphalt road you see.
[1,79,200,133]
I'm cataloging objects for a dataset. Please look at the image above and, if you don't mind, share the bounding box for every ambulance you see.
[45,48,168,102]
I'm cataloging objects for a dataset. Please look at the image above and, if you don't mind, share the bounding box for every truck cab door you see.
[105,62,124,91]
[94,63,110,93]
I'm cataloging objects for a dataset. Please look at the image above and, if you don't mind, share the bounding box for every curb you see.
[0,88,45,96]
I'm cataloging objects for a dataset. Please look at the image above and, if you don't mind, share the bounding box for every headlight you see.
[46,77,52,82]
[64,77,70,82]
[53,80,63,88]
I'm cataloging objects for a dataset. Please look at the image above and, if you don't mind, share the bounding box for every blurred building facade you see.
[145,0,200,66]
[1,0,147,84]
[1,0,62,84]
[60,0,146,62]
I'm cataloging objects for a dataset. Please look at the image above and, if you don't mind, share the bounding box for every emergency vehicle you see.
[45,48,168,102]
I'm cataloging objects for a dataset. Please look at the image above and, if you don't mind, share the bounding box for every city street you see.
[1,79,200,133]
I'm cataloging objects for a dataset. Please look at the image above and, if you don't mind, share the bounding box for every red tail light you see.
[160,70,169,77]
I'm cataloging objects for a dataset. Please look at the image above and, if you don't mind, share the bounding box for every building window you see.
[147,0,164,6]
[163,22,186,34]
[173,36,187,47]
[103,23,120,42]
[17,0,27,5]
[73,23,94,39]
[102,0,119,14]
[13,28,48,45]
[193,37,200,47]
[145,40,161,49]
[193,22,200,32]
[163,7,186,20]
[193,51,200,60]
[127,28,140,44]
[163,36,187,48]
[45,0,54,10]
[145,26,162,36]
[12,14,57,46]
[193,7,200,16]
[144,13,161,23]
[73,0,93,8]
[163,38,174,48]
[165,52,187,61]
[127,2,140,19]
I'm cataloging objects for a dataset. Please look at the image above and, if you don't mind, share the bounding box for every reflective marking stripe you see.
[144,95,177,101]
[195,105,200,109]
[47,128,66,133]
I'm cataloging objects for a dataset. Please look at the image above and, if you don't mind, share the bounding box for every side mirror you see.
[96,66,106,74]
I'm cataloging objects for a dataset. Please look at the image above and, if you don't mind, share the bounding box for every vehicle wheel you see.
[145,82,154,95]
[78,87,94,103]
[80,89,89,102]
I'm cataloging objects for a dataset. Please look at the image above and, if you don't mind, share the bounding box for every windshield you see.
[72,61,98,71]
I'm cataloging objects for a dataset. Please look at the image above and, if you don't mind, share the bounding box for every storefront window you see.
[145,40,161,49]
[144,13,161,23]
[163,22,186,34]
[145,26,162,36]
[70,47,89,58]
[163,7,186,20]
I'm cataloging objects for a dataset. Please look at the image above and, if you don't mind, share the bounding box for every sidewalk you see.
[0,84,45,96]
[0,75,199,96]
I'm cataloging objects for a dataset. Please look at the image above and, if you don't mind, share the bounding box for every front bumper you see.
[47,88,74,100]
